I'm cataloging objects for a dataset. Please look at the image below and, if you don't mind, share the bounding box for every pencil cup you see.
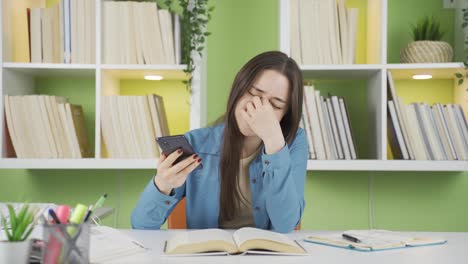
[42,223,90,264]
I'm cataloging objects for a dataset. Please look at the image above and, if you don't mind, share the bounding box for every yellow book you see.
[164,227,307,256]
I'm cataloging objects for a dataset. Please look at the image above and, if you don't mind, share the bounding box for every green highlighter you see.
[67,204,88,237]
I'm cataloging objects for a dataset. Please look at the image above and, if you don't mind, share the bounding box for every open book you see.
[304,229,447,252]
[164,227,307,256]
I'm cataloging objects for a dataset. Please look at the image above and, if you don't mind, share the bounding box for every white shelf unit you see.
[0,0,206,168]
[279,0,468,171]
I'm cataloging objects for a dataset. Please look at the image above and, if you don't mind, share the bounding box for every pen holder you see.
[41,223,90,264]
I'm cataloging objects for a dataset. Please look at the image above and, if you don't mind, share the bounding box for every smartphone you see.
[156,135,197,165]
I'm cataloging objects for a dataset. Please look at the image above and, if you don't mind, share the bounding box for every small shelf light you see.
[412,74,432,80]
[144,75,164,81]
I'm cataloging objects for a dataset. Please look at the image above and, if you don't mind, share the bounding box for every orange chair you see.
[167,198,301,230]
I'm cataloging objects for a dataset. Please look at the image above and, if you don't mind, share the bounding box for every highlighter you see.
[67,204,88,237]
[55,205,70,224]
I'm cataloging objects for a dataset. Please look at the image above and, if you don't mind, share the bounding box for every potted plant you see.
[0,204,37,264]
[401,16,453,63]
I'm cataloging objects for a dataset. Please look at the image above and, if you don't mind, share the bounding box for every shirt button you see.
[252,178,257,184]
[264,160,270,165]
[164,200,171,205]
[255,206,260,211]
[262,172,265,177]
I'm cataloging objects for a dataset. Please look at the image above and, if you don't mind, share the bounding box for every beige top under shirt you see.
[218,151,258,229]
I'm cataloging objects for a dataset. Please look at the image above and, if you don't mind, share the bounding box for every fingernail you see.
[177,149,183,154]
[193,154,198,159]
[197,158,202,163]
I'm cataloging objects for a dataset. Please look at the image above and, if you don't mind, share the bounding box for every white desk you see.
[111,230,468,264]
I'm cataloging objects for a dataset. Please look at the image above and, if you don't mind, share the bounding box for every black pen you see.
[342,233,361,243]
[48,209,61,224]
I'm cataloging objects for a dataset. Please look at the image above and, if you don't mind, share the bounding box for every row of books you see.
[301,85,358,160]
[4,95,91,158]
[101,95,169,159]
[387,72,468,160]
[290,0,358,65]
[29,0,95,64]
[103,1,179,65]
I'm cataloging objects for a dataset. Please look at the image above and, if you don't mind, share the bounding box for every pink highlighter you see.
[43,205,71,264]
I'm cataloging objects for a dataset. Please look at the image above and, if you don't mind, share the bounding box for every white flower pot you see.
[0,239,32,264]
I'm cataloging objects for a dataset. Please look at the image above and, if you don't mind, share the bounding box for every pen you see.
[83,206,93,223]
[48,209,61,224]
[342,233,361,243]
[90,193,108,217]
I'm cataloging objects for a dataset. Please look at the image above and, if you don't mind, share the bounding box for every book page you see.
[165,229,237,254]
[233,227,298,249]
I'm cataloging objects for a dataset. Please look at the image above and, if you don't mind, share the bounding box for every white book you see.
[420,104,443,160]
[396,97,416,160]
[387,72,414,159]
[301,110,315,159]
[405,104,428,160]
[70,0,78,63]
[327,0,341,64]
[347,8,358,64]
[315,91,332,159]
[428,104,448,160]
[58,103,77,158]
[413,103,434,160]
[318,0,331,64]
[388,101,408,160]
[124,2,137,64]
[147,95,164,139]
[28,96,50,158]
[299,0,316,64]
[432,104,456,160]
[65,103,82,158]
[326,97,344,159]
[128,97,145,158]
[337,0,347,64]
[305,86,326,159]
[30,8,42,63]
[289,0,302,64]
[13,97,33,157]
[132,2,145,64]
[445,105,468,160]
[339,97,357,159]
[312,0,322,63]
[159,9,176,64]
[38,96,58,158]
[332,95,350,159]
[121,96,139,158]
[138,96,159,157]
[52,4,62,63]
[41,7,53,63]
[63,0,71,63]
[436,104,458,160]
[89,0,96,63]
[52,96,72,158]
[322,98,337,159]
[44,96,63,158]
[174,14,181,64]
[452,104,468,158]
[148,2,165,64]
[108,96,124,158]
[4,96,23,157]
[100,97,116,157]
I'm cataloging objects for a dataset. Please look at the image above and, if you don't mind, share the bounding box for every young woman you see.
[131,51,307,233]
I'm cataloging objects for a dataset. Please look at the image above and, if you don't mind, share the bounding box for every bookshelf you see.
[279,0,468,171]
[0,0,206,169]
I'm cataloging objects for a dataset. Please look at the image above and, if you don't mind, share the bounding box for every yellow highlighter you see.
[67,204,88,237]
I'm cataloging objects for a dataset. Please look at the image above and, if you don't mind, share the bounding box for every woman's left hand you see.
[240,96,285,154]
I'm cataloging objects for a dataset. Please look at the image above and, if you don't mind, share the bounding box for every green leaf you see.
[458,78,464,86]
[7,205,17,231]
[456,72,464,78]
[13,211,33,241]
[16,204,29,224]
[1,213,13,241]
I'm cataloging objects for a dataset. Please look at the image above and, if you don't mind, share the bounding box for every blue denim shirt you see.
[131,123,308,233]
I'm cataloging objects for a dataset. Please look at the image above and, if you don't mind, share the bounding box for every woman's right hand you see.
[154,150,202,195]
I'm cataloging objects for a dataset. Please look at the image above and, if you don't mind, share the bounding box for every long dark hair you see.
[219,51,303,222]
